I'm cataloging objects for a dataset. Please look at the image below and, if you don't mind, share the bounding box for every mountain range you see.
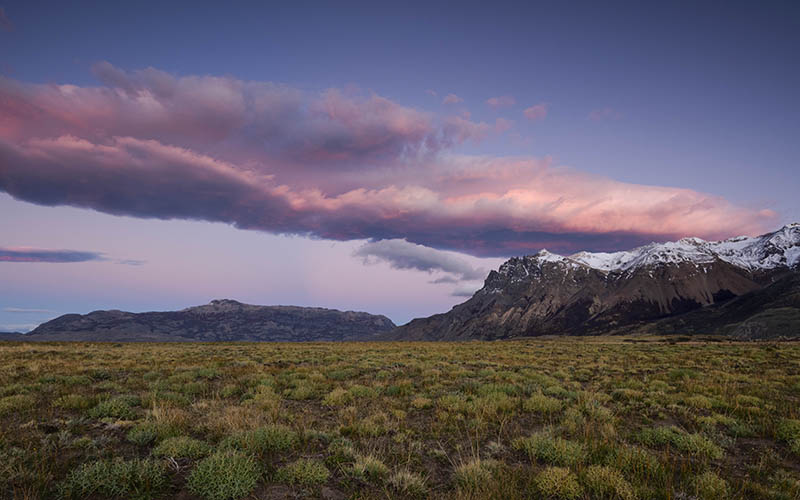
[6,223,799,342]
[391,223,800,340]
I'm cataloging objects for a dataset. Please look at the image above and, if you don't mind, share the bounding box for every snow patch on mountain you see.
[511,223,800,274]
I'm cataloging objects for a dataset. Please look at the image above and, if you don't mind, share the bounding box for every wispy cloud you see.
[0,64,777,256]
[0,247,105,263]
[442,93,463,104]
[2,307,56,314]
[115,259,146,266]
[354,239,487,282]
[0,246,144,265]
[486,95,515,109]
[523,103,548,121]
[588,107,622,121]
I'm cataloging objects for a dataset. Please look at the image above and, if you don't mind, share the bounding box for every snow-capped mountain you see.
[392,224,800,340]
[513,222,800,274]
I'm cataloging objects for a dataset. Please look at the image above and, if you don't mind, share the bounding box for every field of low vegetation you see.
[1,338,799,499]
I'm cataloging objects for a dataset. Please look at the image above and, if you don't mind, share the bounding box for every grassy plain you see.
[1,338,799,499]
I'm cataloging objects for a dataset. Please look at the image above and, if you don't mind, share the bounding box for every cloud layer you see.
[0,64,777,256]
[0,247,105,263]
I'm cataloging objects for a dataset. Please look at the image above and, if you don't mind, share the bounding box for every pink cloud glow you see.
[486,95,516,109]
[523,103,548,121]
[0,64,777,256]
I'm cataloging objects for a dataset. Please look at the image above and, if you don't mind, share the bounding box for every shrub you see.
[453,458,498,493]
[524,392,563,414]
[388,469,427,496]
[349,384,378,398]
[513,430,586,466]
[220,384,241,398]
[153,436,211,459]
[53,394,91,410]
[275,458,330,486]
[776,419,800,442]
[535,466,583,499]
[351,454,389,481]
[126,420,181,446]
[58,458,167,500]
[582,465,636,500]
[684,395,713,410]
[411,396,433,409]
[638,426,723,459]
[187,451,260,500]
[604,445,664,484]
[693,471,730,500]
[284,380,318,400]
[327,437,357,465]
[127,423,159,446]
[221,425,298,457]
[0,394,36,416]
[323,387,352,406]
[88,395,140,420]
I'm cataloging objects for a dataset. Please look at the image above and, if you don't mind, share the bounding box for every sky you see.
[1,0,798,330]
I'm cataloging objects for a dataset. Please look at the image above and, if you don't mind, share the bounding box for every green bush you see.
[126,420,181,446]
[0,394,36,416]
[187,451,260,500]
[275,458,330,485]
[221,425,298,457]
[127,424,158,446]
[776,419,800,442]
[153,436,211,459]
[513,430,586,466]
[638,426,723,459]
[693,471,730,500]
[582,465,636,500]
[88,395,140,420]
[351,454,389,481]
[58,458,167,500]
[535,466,583,499]
[53,394,91,410]
[453,458,498,493]
[523,392,563,414]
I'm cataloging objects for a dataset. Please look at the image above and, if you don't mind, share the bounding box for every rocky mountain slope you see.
[392,223,800,340]
[24,299,396,342]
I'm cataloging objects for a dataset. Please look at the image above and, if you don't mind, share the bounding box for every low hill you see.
[25,299,396,342]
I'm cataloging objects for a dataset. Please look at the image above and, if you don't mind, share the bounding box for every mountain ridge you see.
[24,300,396,342]
[390,223,800,340]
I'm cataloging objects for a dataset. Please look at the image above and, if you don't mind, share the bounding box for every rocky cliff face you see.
[26,299,396,342]
[393,224,800,340]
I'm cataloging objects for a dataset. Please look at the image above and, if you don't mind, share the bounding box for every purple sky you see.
[1,1,798,330]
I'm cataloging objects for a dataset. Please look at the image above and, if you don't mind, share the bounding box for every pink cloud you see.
[588,107,622,121]
[523,103,548,121]
[442,93,463,104]
[494,118,513,133]
[0,65,778,256]
[486,95,516,109]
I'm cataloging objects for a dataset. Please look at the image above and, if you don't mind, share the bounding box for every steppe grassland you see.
[1,338,799,499]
